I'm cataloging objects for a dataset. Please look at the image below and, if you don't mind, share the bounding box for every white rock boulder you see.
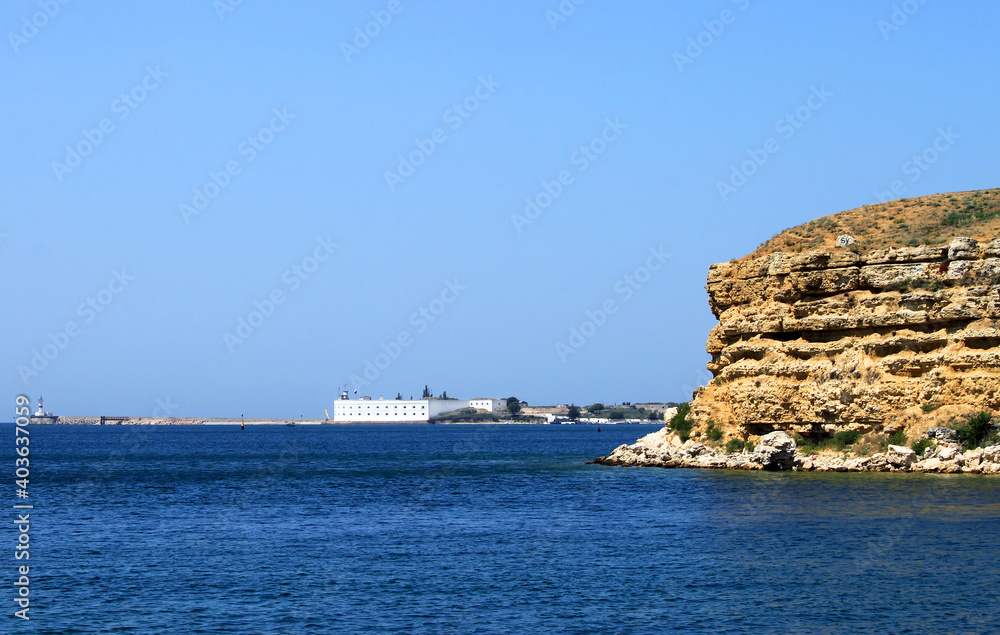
[749,431,797,470]
[886,444,917,469]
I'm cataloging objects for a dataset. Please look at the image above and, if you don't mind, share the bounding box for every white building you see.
[332,393,494,422]
[469,398,504,412]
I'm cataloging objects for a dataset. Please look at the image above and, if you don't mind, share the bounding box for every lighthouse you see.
[30,396,56,424]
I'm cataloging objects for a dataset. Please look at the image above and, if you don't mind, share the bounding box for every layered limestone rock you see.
[691,237,1000,439]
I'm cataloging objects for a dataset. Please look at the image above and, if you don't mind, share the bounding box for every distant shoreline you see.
[22,416,654,426]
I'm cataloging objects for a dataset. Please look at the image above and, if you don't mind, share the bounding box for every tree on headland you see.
[422,385,431,399]
[506,396,522,416]
[439,391,449,399]
[587,403,605,413]
[396,393,403,400]
[567,405,581,420]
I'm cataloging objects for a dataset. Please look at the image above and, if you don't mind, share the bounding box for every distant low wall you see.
[31,416,331,426]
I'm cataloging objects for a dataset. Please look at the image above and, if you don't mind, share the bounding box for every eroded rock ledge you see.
[593,429,1000,474]
[691,237,1000,439]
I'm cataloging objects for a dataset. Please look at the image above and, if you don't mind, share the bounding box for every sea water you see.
[10,423,1000,634]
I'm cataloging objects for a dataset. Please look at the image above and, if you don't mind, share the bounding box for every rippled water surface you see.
[12,423,1000,633]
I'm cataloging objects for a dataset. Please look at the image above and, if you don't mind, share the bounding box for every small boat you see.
[285,421,295,427]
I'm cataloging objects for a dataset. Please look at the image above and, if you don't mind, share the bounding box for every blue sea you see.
[8,423,1000,634]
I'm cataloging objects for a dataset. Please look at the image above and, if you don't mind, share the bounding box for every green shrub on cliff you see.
[911,438,933,456]
[831,430,861,450]
[668,403,693,442]
[887,430,907,447]
[955,411,997,450]
[725,439,745,453]
[792,433,818,454]
[706,422,723,442]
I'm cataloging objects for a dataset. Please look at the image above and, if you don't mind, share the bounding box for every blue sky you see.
[3,1,998,417]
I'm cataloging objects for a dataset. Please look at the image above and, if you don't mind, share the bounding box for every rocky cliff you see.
[690,236,1000,441]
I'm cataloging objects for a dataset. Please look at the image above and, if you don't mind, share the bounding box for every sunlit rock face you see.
[691,237,1000,439]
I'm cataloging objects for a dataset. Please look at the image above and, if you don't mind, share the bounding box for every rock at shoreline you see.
[925,427,958,441]
[885,445,917,468]
[748,431,796,470]
[592,426,1000,475]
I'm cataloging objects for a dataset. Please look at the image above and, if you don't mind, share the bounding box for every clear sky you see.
[3,1,998,417]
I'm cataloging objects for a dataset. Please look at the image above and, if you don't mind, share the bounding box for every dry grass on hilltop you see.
[745,187,1000,260]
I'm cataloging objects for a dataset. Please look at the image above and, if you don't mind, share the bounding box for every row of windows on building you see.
[342,406,427,410]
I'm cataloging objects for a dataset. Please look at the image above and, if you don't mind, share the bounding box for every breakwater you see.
[31,416,330,425]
